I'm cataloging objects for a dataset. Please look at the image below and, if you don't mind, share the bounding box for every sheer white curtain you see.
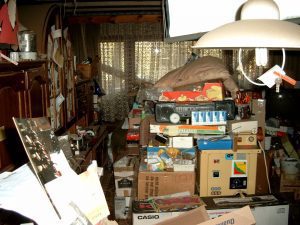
[97,23,233,121]
[70,22,237,122]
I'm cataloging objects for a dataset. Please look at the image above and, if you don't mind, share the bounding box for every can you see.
[18,30,37,52]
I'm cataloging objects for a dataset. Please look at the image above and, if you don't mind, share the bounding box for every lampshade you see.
[192,0,300,49]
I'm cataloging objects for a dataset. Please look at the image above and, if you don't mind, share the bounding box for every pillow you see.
[154,56,239,98]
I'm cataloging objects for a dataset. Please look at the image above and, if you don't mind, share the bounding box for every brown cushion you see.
[154,56,239,98]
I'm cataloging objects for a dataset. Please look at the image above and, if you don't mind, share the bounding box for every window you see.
[99,39,224,95]
[99,42,125,94]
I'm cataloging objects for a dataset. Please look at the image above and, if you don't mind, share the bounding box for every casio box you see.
[196,149,260,197]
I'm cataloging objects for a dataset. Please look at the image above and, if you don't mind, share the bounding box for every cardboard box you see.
[132,199,204,225]
[146,146,195,172]
[132,201,190,225]
[137,166,195,200]
[159,83,224,102]
[251,99,266,147]
[126,142,140,156]
[114,196,132,219]
[150,124,226,136]
[280,172,300,193]
[203,195,288,225]
[155,205,255,225]
[139,115,157,146]
[114,156,138,197]
[197,135,232,150]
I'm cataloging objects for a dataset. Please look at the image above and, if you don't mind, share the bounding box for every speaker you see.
[155,102,176,123]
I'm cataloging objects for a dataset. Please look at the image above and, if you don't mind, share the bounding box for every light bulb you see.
[255,48,268,67]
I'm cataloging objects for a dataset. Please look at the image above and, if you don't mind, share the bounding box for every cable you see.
[258,141,272,194]
[73,0,77,16]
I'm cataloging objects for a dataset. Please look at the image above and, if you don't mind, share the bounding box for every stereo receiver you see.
[155,100,235,123]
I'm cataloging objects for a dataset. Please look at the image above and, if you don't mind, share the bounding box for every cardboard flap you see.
[155,205,256,225]
[199,206,255,225]
[155,205,209,225]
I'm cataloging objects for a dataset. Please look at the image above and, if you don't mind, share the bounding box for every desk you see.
[72,125,108,172]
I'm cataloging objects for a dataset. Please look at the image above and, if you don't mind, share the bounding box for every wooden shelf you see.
[0,60,47,71]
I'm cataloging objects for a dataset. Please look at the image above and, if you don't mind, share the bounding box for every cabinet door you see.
[0,85,27,171]
[26,68,48,118]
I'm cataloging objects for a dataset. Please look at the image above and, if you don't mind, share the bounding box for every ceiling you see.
[17,0,163,16]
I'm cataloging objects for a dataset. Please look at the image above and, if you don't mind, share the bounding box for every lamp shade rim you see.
[192,19,300,49]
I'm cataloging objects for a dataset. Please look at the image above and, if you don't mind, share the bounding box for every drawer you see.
[0,72,26,90]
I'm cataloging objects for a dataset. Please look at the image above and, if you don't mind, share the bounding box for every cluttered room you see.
[1,0,300,224]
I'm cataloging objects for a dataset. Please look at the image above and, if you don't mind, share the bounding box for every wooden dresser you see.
[0,60,48,172]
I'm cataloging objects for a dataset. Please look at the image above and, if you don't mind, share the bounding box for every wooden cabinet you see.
[0,61,48,172]
[75,80,94,126]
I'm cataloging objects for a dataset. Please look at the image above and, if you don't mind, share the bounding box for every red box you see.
[126,129,140,141]
[159,83,223,102]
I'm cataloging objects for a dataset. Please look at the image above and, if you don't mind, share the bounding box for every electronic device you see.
[197,149,260,197]
[235,133,258,149]
[155,100,235,123]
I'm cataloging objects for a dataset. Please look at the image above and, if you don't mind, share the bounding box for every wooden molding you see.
[67,14,162,24]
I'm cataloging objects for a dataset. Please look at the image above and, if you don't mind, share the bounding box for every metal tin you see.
[18,30,36,52]
[19,52,37,60]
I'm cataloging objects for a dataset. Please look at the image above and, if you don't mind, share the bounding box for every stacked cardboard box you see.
[113,156,138,219]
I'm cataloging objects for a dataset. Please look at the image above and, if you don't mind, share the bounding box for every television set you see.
[163,0,300,42]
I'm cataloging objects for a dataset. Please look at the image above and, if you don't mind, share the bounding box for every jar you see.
[18,30,37,52]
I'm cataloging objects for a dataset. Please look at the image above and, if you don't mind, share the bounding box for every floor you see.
[101,165,132,225]
[101,120,132,225]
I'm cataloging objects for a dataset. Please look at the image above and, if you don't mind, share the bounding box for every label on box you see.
[197,135,232,150]
[170,136,194,148]
[146,146,195,171]
[150,124,226,135]
[191,111,227,125]
[118,178,133,188]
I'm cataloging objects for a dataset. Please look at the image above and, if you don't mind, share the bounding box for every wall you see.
[18,4,55,54]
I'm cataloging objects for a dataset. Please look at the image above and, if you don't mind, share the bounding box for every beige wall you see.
[18,4,55,54]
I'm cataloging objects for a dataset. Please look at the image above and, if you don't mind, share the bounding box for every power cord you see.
[258,140,272,194]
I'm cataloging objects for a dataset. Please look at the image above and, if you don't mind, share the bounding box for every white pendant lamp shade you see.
[192,19,300,49]
[192,0,300,50]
